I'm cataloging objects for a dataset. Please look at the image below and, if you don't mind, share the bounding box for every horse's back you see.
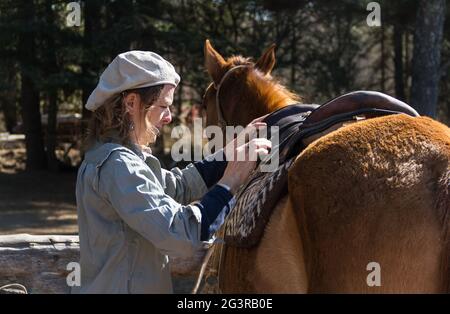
[288,114,450,293]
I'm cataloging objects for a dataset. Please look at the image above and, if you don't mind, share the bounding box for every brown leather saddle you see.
[223,91,420,248]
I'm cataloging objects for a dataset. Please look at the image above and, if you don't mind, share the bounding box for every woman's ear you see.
[255,44,276,75]
[204,39,226,86]
[124,93,139,115]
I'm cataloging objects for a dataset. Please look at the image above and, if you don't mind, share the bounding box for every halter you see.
[214,65,251,130]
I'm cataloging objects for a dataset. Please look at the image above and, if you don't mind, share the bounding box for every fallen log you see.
[0,234,204,293]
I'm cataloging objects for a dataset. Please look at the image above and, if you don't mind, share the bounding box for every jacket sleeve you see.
[98,150,204,259]
[161,149,227,204]
[161,163,208,204]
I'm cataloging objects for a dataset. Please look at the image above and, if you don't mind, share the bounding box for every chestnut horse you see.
[201,40,450,293]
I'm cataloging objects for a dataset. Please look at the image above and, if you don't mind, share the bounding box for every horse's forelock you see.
[226,55,253,67]
[223,55,300,105]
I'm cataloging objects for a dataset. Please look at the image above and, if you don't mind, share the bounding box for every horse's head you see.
[202,40,299,128]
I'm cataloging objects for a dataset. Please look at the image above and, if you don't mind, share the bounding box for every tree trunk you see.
[46,91,58,171]
[106,0,134,55]
[380,24,386,92]
[0,63,18,133]
[404,32,411,102]
[290,15,297,88]
[45,0,59,172]
[81,0,102,127]
[394,24,406,101]
[175,63,184,120]
[410,0,446,117]
[0,95,17,133]
[18,0,46,170]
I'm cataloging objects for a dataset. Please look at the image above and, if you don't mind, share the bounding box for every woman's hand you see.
[223,114,269,160]
[219,117,271,194]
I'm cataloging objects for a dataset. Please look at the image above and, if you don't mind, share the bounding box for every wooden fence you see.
[0,234,204,294]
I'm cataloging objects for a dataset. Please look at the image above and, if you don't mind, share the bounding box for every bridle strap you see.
[214,65,251,130]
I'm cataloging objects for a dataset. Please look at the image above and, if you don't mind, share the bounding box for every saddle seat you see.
[265,90,419,165]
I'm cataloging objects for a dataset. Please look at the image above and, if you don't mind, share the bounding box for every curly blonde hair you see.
[83,85,164,152]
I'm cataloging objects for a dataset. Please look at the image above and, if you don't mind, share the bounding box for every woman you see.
[74,51,271,293]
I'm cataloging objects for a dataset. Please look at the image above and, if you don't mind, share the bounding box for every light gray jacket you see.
[73,142,208,294]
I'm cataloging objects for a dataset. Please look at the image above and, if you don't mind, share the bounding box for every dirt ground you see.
[0,169,78,235]
[0,140,79,235]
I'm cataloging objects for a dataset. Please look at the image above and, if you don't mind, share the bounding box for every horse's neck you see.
[237,96,296,126]
[252,88,298,119]
[231,82,298,125]
[266,97,296,113]
[258,82,298,114]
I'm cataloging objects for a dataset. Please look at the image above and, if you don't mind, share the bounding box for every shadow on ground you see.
[0,170,78,235]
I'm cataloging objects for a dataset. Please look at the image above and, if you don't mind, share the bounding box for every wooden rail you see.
[0,234,204,294]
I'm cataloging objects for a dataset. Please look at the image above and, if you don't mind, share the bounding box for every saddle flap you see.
[224,158,294,248]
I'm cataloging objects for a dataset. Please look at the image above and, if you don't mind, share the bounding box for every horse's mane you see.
[226,55,301,114]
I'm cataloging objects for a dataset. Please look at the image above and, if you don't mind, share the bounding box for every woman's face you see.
[126,84,175,146]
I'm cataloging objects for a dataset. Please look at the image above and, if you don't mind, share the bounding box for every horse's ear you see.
[255,44,276,75]
[204,39,226,86]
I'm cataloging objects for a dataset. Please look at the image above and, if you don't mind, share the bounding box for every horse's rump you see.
[289,114,450,292]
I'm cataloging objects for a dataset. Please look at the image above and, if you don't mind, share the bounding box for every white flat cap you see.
[85,51,180,111]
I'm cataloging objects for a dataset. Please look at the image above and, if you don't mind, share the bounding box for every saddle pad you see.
[224,158,295,248]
